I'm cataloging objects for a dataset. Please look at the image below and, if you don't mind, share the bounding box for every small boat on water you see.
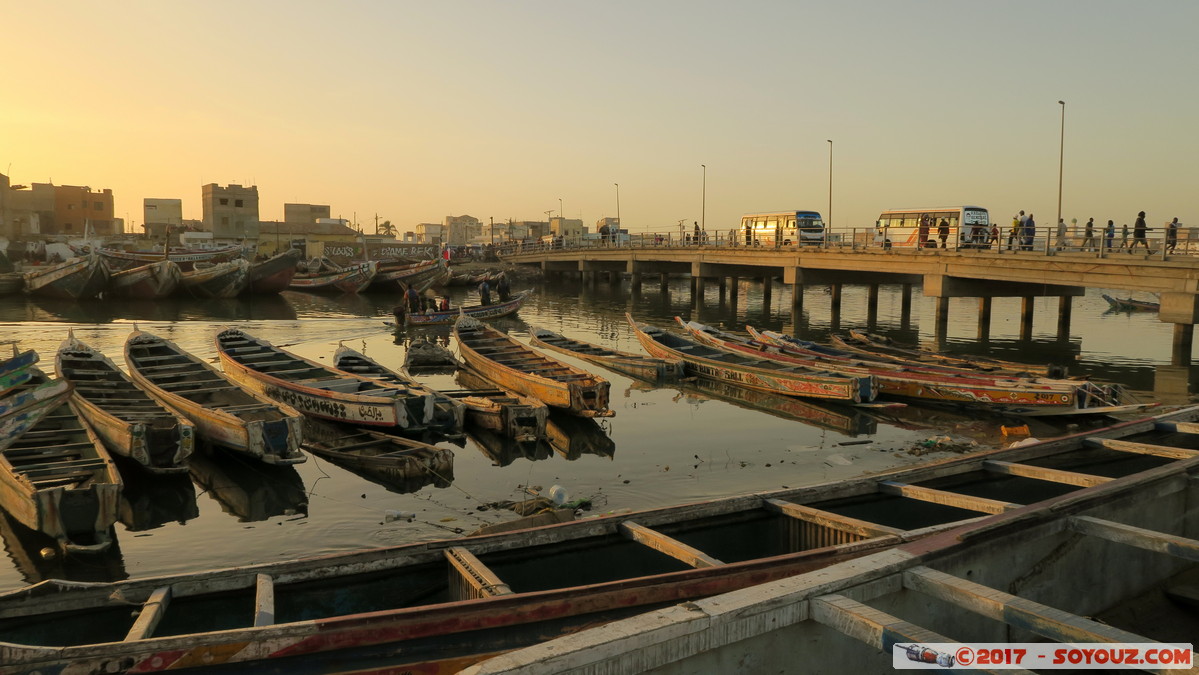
[403,336,459,371]
[217,328,434,432]
[833,329,1061,377]
[454,367,549,442]
[456,315,614,417]
[98,245,243,272]
[105,260,182,300]
[22,254,108,301]
[330,344,464,437]
[1102,293,1160,312]
[395,291,529,326]
[0,372,121,553]
[368,258,445,292]
[56,334,194,474]
[626,314,876,404]
[0,273,25,295]
[0,350,38,399]
[124,330,306,465]
[4,403,1199,673]
[301,418,454,487]
[529,326,683,381]
[177,258,250,299]
[288,260,377,294]
[245,248,302,294]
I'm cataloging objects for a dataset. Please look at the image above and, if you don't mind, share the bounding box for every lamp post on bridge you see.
[827,140,833,230]
[701,164,706,235]
[1057,100,1065,230]
[613,183,620,232]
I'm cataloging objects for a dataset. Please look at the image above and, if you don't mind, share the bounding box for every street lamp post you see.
[614,183,620,231]
[1057,100,1065,229]
[701,164,706,235]
[827,140,833,230]
[559,198,563,219]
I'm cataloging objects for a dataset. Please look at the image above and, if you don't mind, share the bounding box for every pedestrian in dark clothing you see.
[1081,217,1096,251]
[496,274,510,302]
[1131,211,1150,251]
[1166,218,1180,253]
[1022,214,1036,250]
[406,286,421,313]
[937,219,949,248]
[1104,220,1115,251]
[478,280,491,306]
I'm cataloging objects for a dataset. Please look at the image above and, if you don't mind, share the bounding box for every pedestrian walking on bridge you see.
[1131,211,1151,252]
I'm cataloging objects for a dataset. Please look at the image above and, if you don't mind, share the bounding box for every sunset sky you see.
[3,1,1196,236]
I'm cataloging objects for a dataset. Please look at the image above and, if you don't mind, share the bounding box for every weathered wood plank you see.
[619,521,724,568]
[764,498,905,538]
[445,546,512,599]
[124,586,172,641]
[1070,515,1199,562]
[1154,420,1199,435]
[1083,437,1199,460]
[982,460,1111,487]
[877,481,1021,515]
[253,574,275,627]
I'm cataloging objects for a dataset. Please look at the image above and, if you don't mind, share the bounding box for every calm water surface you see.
[0,276,1192,591]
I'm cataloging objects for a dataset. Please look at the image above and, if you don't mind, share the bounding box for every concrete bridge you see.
[500,240,1199,363]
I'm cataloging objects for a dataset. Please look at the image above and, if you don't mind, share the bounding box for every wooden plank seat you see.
[5,445,86,460]
[16,458,109,475]
[135,362,197,372]
[32,473,97,487]
[124,586,172,642]
[238,358,302,368]
[157,379,228,390]
[167,385,237,396]
[214,403,276,412]
[130,354,191,363]
[61,368,121,376]
[259,367,324,376]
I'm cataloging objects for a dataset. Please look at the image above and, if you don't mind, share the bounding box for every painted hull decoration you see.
[395,291,529,326]
[3,404,1199,673]
[56,334,194,474]
[216,328,433,431]
[529,326,684,381]
[97,245,244,272]
[0,371,121,553]
[124,331,306,465]
[0,350,39,400]
[625,314,874,403]
[455,315,614,417]
[178,258,250,299]
[330,344,464,437]
[246,249,302,294]
[22,253,109,300]
[288,260,377,294]
[105,260,182,300]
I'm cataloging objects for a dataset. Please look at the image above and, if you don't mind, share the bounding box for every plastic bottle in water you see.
[547,485,569,506]
[384,510,415,523]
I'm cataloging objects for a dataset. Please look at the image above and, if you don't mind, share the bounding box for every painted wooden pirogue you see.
[124,330,306,465]
[0,350,38,399]
[56,334,194,474]
[452,367,549,442]
[529,326,684,381]
[0,371,121,553]
[98,245,243,272]
[177,258,250,299]
[245,248,302,294]
[105,260,182,300]
[216,328,434,432]
[681,320,1135,416]
[300,418,454,487]
[288,260,377,294]
[22,253,108,300]
[456,315,614,417]
[833,328,1061,377]
[330,343,464,437]
[1102,293,1160,312]
[467,419,1199,675]
[368,257,445,292]
[625,314,876,404]
[395,290,529,326]
[4,405,1199,673]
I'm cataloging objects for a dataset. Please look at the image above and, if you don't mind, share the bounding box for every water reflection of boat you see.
[116,463,199,532]
[187,448,308,522]
[0,510,126,585]
[301,419,454,494]
[685,376,877,437]
[26,295,115,323]
[279,290,377,318]
[544,413,615,460]
[466,428,552,467]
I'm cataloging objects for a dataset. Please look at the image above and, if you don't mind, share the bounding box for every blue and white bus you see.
[873,206,990,248]
[739,210,825,246]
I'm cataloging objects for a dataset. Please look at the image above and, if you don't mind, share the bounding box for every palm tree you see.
[377,220,397,237]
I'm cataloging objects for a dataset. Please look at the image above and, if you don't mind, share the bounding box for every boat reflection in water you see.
[279,290,377,318]
[467,428,553,467]
[683,377,878,437]
[301,420,455,495]
[188,448,309,523]
[115,462,200,532]
[545,412,615,460]
[0,512,127,586]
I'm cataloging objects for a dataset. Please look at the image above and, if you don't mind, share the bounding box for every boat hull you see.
[530,327,683,381]
[178,259,250,299]
[289,261,377,294]
[400,291,528,326]
[22,255,108,300]
[105,260,182,300]
[246,249,302,294]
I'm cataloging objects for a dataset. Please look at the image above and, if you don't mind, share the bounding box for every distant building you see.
[202,183,260,240]
[257,219,359,257]
[549,216,584,240]
[284,203,331,224]
[415,222,444,245]
[515,220,550,240]
[143,198,184,237]
[3,182,115,237]
[483,220,542,243]
[596,217,620,231]
[444,215,482,246]
[0,173,9,238]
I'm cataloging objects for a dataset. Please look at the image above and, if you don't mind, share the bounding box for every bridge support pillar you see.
[934,296,950,342]
[866,284,879,327]
[718,276,727,299]
[1159,292,1199,365]
[1020,297,1035,340]
[631,271,641,290]
[901,283,913,329]
[762,277,772,310]
[830,284,842,330]
[791,282,804,311]
[1172,324,1193,366]
[1057,296,1073,340]
[977,297,992,340]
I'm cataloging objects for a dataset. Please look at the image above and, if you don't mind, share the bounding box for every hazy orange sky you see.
[3,1,1196,236]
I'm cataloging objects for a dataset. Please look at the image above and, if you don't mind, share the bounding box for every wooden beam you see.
[619,521,723,568]
[982,460,1111,487]
[764,498,905,538]
[124,586,172,642]
[445,546,512,600]
[1083,437,1199,460]
[877,481,1021,515]
[1070,516,1199,562]
[1154,420,1199,435]
[253,573,275,626]
[903,566,1156,644]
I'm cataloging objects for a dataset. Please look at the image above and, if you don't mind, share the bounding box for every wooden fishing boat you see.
[396,290,529,326]
[216,328,434,431]
[368,258,444,292]
[834,329,1061,377]
[529,326,684,381]
[0,372,121,553]
[0,350,38,399]
[104,260,182,300]
[4,404,1199,674]
[245,248,302,294]
[456,315,614,417]
[22,254,108,300]
[124,330,306,465]
[55,334,194,474]
[453,367,549,441]
[1102,293,1160,312]
[473,415,1199,675]
[177,258,250,299]
[0,273,24,295]
[626,314,875,403]
[301,418,454,487]
[330,343,464,437]
[403,336,459,370]
[97,245,243,272]
[288,260,377,294]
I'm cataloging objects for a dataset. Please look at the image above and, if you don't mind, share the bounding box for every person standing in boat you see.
[406,285,421,314]
[478,279,491,305]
